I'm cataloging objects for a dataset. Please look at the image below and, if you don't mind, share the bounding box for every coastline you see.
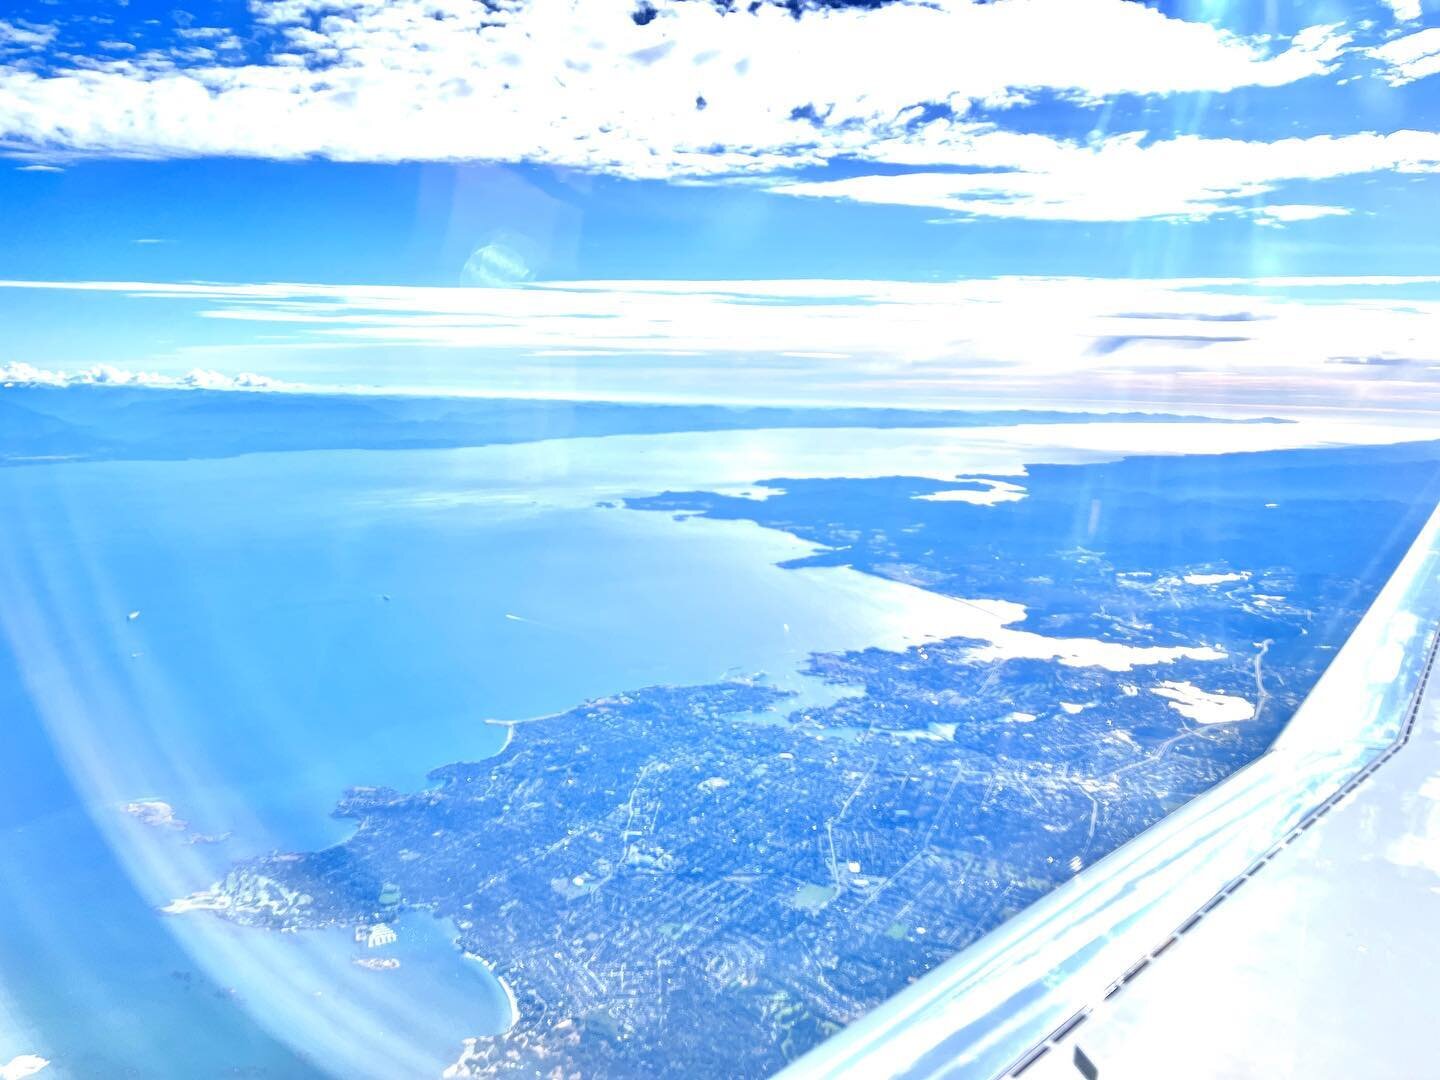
[462,952,519,1030]
[481,719,515,755]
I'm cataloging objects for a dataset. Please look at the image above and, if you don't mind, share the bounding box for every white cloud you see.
[1379,0,1424,21]
[0,1054,49,1080]
[0,0,1347,186]
[2,2,1414,225]
[1249,203,1353,226]
[0,19,56,50]
[0,360,285,390]
[1369,27,1440,85]
[772,130,1440,220]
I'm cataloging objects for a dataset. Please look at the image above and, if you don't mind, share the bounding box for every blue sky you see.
[0,0,1438,406]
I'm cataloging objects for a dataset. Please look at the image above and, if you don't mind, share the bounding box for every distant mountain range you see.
[0,386,1285,466]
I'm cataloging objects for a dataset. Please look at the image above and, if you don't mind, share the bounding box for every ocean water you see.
[0,431,1036,1078]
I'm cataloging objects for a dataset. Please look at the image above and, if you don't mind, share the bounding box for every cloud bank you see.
[3,276,1438,411]
[773,130,1440,220]
[0,1,1346,170]
[2,0,1423,223]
